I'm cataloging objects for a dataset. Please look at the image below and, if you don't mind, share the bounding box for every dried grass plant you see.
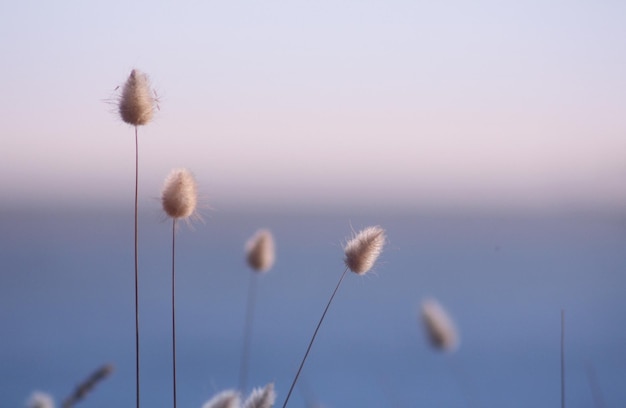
[27,392,54,408]
[161,168,199,408]
[202,390,241,408]
[201,383,276,408]
[420,298,459,352]
[117,68,157,408]
[240,229,276,393]
[243,383,276,408]
[281,226,386,408]
[26,364,113,408]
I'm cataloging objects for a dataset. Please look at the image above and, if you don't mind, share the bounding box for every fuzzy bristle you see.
[421,298,459,352]
[246,230,276,273]
[202,390,241,408]
[118,69,155,126]
[343,226,386,275]
[161,168,198,220]
[243,383,276,408]
[27,392,55,408]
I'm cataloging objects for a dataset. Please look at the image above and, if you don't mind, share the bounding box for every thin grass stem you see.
[585,361,605,408]
[134,126,140,408]
[282,267,349,408]
[561,309,565,408]
[239,272,258,393]
[172,218,178,408]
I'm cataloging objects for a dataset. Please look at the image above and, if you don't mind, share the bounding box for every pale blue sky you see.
[1,0,625,211]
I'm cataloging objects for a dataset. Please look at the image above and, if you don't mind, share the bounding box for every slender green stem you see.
[134,126,140,408]
[239,272,258,393]
[282,267,349,408]
[172,219,178,408]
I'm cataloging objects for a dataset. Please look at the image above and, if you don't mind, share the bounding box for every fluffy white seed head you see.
[26,392,55,408]
[245,229,276,273]
[118,69,155,126]
[202,390,240,408]
[243,383,276,408]
[421,298,459,352]
[343,226,386,275]
[161,168,198,220]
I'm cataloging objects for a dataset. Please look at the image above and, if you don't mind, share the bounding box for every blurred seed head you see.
[421,298,459,352]
[26,392,54,408]
[343,226,386,275]
[118,69,155,126]
[161,168,198,220]
[243,383,276,408]
[202,390,240,408]
[246,229,275,273]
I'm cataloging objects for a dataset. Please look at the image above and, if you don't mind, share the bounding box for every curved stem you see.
[172,219,178,408]
[239,272,258,393]
[282,267,349,408]
[134,126,140,408]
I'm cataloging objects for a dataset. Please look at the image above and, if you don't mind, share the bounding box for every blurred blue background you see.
[1,206,624,407]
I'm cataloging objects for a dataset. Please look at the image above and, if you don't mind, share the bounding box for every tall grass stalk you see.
[282,226,385,408]
[171,218,178,408]
[118,69,156,408]
[133,126,140,408]
[585,361,606,408]
[161,168,198,408]
[281,267,349,408]
[239,272,258,394]
[240,230,275,393]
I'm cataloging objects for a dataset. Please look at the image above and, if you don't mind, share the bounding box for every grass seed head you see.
[161,168,198,220]
[118,69,155,126]
[202,390,241,408]
[245,229,276,273]
[343,226,386,275]
[421,298,459,352]
[243,383,276,408]
[27,392,54,408]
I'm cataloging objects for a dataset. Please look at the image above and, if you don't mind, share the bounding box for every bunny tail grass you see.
[61,364,114,408]
[421,298,459,352]
[119,69,155,126]
[160,169,198,408]
[202,390,241,408]
[240,229,276,392]
[27,391,54,408]
[282,267,349,408]
[161,168,198,221]
[244,383,276,408]
[283,226,386,407]
[246,229,276,273]
[344,225,385,275]
[117,68,155,408]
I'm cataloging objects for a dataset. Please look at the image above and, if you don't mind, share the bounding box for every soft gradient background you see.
[1,1,625,407]
[1,0,625,211]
